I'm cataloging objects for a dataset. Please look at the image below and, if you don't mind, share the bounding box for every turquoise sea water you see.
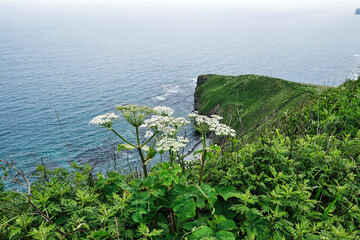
[1,6,360,173]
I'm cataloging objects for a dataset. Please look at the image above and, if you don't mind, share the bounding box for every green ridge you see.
[194,74,326,140]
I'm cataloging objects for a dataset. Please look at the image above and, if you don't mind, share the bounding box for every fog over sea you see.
[1,5,359,173]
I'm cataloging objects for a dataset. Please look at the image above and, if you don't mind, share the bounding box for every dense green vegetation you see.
[1,78,360,239]
[194,74,326,141]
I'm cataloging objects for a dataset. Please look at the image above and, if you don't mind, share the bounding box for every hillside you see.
[2,77,360,239]
[194,74,326,140]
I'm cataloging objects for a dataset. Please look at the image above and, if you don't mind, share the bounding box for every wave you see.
[153,95,166,101]
[164,84,180,94]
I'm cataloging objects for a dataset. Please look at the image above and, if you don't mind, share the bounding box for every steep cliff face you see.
[194,74,326,140]
[194,74,214,111]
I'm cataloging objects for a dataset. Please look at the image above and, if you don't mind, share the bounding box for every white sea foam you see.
[165,85,180,93]
[154,95,166,101]
[353,54,360,57]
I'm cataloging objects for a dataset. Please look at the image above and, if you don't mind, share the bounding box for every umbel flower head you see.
[116,104,157,127]
[141,106,190,152]
[156,136,189,152]
[188,111,236,137]
[141,106,189,137]
[89,113,119,128]
[153,106,174,116]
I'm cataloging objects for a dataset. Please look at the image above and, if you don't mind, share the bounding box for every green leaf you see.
[216,219,236,231]
[190,226,214,240]
[198,184,217,206]
[244,212,271,239]
[321,193,342,220]
[54,216,69,226]
[209,144,221,152]
[132,207,148,223]
[182,217,210,231]
[122,144,136,150]
[142,145,150,152]
[92,230,110,238]
[107,171,121,179]
[159,164,179,187]
[194,150,204,156]
[145,147,157,161]
[103,184,120,196]
[314,187,322,201]
[149,229,164,237]
[117,143,126,153]
[215,230,236,240]
[173,194,196,220]
[214,198,236,220]
[206,151,214,161]
[172,190,196,220]
[143,176,155,188]
[215,185,238,201]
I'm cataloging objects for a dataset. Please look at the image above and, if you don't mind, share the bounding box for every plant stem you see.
[198,133,207,185]
[110,129,136,147]
[141,132,157,147]
[170,151,175,167]
[135,126,148,177]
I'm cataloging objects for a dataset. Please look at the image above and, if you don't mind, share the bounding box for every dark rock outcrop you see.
[194,74,213,111]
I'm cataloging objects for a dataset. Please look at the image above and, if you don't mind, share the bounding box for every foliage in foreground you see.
[1,79,360,239]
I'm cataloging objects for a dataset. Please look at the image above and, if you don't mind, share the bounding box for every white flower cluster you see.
[153,106,174,116]
[141,115,189,137]
[188,111,236,137]
[89,113,119,128]
[141,106,189,136]
[156,136,189,152]
[116,104,157,127]
[116,104,155,114]
[141,106,190,152]
[145,131,154,138]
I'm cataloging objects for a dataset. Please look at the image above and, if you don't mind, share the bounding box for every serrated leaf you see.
[149,229,164,237]
[214,198,236,220]
[215,230,236,240]
[107,171,121,178]
[183,218,210,231]
[215,185,238,201]
[54,216,69,226]
[92,230,110,238]
[244,213,271,239]
[104,184,120,196]
[143,176,155,188]
[197,184,217,206]
[217,219,236,231]
[173,195,196,220]
[190,226,214,240]
[132,207,148,223]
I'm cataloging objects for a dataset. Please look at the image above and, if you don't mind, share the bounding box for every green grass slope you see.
[194,74,326,140]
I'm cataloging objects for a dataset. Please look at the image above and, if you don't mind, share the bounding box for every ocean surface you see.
[1,5,360,173]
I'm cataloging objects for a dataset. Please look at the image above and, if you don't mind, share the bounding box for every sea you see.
[1,5,360,174]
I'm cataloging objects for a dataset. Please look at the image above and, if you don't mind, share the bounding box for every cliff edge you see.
[194,74,326,140]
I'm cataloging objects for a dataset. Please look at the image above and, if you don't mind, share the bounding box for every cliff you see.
[194,74,326,140]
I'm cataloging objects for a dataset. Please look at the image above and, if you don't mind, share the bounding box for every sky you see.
[0,0,359,10]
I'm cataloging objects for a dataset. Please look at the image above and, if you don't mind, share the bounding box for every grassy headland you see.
[2,77,360,239]
[194,74,326,140]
